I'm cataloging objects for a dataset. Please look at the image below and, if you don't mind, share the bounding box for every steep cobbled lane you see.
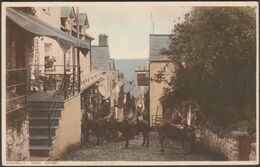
[60,132,219,161]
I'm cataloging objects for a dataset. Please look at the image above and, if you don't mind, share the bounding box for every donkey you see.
[136,117,150,147]
[158,111,200,153]
[112,117,151,148]
[82,112,110,146]
[158,122,195,153]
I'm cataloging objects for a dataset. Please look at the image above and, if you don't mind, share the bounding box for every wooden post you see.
[64,53,67,99]
[239,135,251,160]
[76,7,81,93]
[72,47,75,95]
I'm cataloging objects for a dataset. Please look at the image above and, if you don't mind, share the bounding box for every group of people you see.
[164,106,204,130]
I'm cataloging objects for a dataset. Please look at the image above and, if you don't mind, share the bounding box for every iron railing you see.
[46,70,105,147]
[30,64,79,99]
[6,68,27,114]
[29,63,106,148]
[48,74,66,147]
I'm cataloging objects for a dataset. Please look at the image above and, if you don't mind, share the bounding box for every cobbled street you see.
[60,132,219,161]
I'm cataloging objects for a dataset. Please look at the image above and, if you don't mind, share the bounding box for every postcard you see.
[1,1,259,166]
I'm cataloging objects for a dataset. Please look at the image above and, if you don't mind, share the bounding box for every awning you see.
[98,82,110,99]
[6,8,90,53]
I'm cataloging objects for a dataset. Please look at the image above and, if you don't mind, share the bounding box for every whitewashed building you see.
[149,34,175,127]
[5,6,102,161]
[91,34,119,108]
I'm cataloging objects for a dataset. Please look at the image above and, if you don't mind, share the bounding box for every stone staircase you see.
[28,100,64,160]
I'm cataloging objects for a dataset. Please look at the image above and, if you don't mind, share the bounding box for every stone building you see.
[5,6,102,161]
[5,7,36,161]
[30,7,94,93]
[149,34,175,127]
[91,34,119,109]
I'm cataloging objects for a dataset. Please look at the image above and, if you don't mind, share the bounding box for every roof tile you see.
[149,34,171,61]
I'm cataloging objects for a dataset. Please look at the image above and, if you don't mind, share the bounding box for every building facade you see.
[5,6,97,161]
[91,34,119,109]
[5,7,36,161]
[149,34,175,127]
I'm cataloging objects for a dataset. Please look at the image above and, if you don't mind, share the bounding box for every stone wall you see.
[6,120,30,161]
[50,95,81,160]
[200,126,257,161]
[200,127,240,160]
[249,143,256,161]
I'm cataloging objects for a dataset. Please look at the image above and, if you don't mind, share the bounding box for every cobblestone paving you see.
[60,132,218,161]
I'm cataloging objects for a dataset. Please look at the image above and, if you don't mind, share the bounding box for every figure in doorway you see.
[81,101,94,144]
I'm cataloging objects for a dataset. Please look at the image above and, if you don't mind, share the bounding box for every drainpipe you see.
[76,7,81,93]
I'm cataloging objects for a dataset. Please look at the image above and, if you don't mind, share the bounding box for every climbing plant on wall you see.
[7,109,27,135]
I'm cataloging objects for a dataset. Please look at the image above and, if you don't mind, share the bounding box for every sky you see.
[80,3,190,59]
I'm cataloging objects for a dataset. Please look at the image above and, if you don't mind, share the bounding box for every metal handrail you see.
[7,83,26,89]
[6,68,27,72]
[46,70,104,147]
[47,74,67,147]
[6,105,26,114]
[6,95,26,102]
[30,64,78,67]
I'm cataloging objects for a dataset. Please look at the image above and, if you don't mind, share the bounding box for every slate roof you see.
[91,46,110,71]
[77,13,89,27]
[61,7,75,18]
[149,34,171,61]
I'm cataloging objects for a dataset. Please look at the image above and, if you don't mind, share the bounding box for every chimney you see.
[99,33,108,46]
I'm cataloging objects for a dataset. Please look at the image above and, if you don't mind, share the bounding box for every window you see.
[42,7,51,15]
[44,43,52,57]
[44,43,55,70]
[65,52,72,72]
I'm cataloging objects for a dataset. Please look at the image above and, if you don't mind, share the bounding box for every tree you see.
[158,7,256,131]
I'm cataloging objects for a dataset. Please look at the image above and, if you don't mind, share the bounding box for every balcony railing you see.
[30,64,106,100]
[29,64,79,100]
[6,68,27,114]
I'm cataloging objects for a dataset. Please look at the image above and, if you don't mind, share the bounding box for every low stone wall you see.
[200,126,257,161]
[200,127,239,160]
[249,143,256,161]
[6,120,30,161]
